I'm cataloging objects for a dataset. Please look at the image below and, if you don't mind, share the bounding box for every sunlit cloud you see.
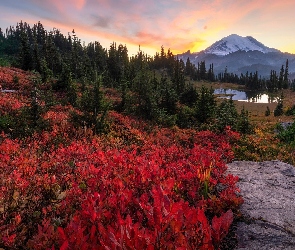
[0,0,294,55]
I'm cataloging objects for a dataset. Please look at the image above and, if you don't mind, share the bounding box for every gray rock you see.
[227,160,295,249]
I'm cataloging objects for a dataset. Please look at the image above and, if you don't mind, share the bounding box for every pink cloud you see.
[1,0,295,55]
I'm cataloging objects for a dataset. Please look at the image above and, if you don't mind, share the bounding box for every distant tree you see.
[199,61,207,80]
[283,59,289,89]
[274,93,284,116]
[267,70,278,91]
[207,63,215,82]
[265,106,271,116]
[172,58,185,96]
[278,64,284,89]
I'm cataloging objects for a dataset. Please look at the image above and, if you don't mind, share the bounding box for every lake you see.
[214,88,279,103]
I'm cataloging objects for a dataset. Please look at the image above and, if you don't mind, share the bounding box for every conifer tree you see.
[199,61,207,80]
[278,64,284,89]
[172,58,185,96]
[274,93,284,116]
[237,106,252,134]
[265,106,271,116]
[283,59,289,89]
[195,86,216,124]
[216,97,238,131]
[19,29,33,70]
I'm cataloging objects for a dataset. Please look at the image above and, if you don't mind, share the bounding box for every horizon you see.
[0,1,295,56]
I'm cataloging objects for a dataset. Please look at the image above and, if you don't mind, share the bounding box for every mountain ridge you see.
[178,34,295,79]
[203,34,279,56]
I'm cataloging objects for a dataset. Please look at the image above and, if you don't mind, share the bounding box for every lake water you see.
[214,89,279,103]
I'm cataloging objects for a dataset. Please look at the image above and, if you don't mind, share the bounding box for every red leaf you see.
[58,227,67,241]
[212,209,233,246]
[60,240,69,250]
[90,225,96,241]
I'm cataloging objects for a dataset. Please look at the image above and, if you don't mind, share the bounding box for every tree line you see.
[0,21,252,135]
[216,60,290,91]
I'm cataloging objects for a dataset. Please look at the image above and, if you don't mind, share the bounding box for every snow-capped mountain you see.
[177,34,295,79]
[204,34,279,56]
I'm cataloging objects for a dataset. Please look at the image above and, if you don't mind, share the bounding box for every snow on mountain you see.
[204,34,279,56]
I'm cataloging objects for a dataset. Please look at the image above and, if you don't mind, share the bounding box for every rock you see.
[227,160,295,249]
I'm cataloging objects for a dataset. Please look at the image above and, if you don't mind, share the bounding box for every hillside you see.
[1,66,295,248]
[0,66,242,249]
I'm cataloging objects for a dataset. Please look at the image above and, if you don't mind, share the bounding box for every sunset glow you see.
[0,0,294,55]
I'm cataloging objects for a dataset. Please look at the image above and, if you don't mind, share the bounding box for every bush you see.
[0,120,243,249]
[265,106,271,116]
[277,122,295,146]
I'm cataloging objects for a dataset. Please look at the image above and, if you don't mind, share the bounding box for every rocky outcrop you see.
[227,160,295,249]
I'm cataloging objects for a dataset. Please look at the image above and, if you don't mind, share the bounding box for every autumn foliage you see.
[0,67,243,249]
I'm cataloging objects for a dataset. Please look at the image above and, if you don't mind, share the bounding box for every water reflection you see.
[214,89,279,103]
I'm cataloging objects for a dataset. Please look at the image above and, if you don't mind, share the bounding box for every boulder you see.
[227,160,295,249]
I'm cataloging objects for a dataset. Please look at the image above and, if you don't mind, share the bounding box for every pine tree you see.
[283,59,289,89]
[172,58,185,96]
[199,61,207,80]
[19,28,33,70]
[73,73,108,133]
[216,97,238,131]
[185,57,191,76]
[274,93,284,116]
[195,86,216,124]
[278,64,284,89]
[265,106,271,116]
[237,106,252,134]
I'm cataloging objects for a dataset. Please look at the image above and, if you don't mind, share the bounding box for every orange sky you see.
[0,0,294,56]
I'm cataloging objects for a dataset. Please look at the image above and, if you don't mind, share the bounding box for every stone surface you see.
[227,160,295,249]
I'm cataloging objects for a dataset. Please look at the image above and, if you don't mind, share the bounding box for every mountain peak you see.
[204,34,279,56]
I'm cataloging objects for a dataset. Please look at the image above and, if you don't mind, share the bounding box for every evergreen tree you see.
[195,86,216,124]
[274,93,284,117]
[18,28,33,70]
[160,45,166,68]
[172,58,185,96]
[278,64,284,89]
[215,98,238,131]
[283,59,289,89]
[207,63,215,82]
[180,84,198,107]
[265,106,271,116]
[185,57,192,76]
[199,61,207,80]
[73,73,109,134]
[237,106,252,134]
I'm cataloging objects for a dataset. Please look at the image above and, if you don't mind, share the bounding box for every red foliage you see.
[0,92,26,115]
[0,115,242,249]
[0,67,243,249]
[0,67,33,90]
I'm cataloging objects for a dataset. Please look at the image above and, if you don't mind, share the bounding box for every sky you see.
[0,0,295,56]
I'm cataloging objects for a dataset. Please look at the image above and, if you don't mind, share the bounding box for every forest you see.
[0,21,254,135]
[0,21,295,249]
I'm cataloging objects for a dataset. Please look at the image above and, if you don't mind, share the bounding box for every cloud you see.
[92,15,111,29]
[0,0,295,54]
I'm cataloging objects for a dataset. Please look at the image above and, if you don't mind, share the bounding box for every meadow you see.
[0,67,294,249]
